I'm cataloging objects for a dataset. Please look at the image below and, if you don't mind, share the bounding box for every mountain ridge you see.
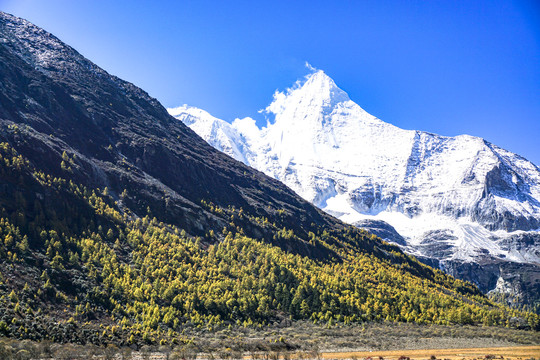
[0,11,344,244]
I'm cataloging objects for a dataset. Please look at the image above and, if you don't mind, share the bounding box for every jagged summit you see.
[170,70,540,237]
[264,70,351,122]
[264,70,381,134]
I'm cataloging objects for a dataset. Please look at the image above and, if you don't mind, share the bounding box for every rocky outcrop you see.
[353,219,406,246]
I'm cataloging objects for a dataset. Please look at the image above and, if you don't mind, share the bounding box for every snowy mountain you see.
[169,70,540,305]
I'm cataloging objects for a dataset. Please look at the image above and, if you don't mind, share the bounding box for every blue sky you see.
[2,0,540,165]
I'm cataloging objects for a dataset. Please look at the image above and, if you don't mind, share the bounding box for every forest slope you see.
[0,11,537,347]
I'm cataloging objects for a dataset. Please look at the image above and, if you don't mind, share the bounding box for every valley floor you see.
[231,322,539,352]
[1,322,539,359]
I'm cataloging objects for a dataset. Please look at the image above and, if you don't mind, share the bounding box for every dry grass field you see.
[320,345,540,360]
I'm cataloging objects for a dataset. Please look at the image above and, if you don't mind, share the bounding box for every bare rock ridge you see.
[170,69,540,310]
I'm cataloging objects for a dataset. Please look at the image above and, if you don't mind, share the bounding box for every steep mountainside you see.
[171,70,540,311]
[2,12,534,346]
[0,12,345,255]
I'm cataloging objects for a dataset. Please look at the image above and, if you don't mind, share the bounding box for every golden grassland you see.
[319,345,540,360]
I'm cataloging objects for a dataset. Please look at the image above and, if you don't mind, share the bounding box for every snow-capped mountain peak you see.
[168,70,540,274]
[265,70,351,123]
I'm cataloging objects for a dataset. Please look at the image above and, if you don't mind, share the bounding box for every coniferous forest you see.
[0,142,537,347]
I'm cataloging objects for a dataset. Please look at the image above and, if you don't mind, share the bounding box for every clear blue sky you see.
[2,0,539,165]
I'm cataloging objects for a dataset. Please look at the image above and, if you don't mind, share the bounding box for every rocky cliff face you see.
[171,70,540,310]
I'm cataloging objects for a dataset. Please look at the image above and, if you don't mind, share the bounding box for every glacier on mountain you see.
[168,70,540,276]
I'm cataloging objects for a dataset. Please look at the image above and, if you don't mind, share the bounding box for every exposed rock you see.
[353,219,406,246]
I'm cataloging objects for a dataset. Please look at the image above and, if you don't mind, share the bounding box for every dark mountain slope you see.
[0,12,345,256]
[0,11,537,346]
